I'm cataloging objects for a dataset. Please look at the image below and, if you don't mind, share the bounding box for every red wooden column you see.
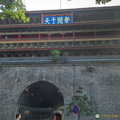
[73,32,75,40]
[94,31,97,38]
[18,34,20,40]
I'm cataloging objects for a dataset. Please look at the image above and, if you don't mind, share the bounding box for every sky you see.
[24,0,120,11]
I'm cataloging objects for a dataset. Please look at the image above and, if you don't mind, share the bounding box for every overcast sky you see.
[24,0,120,11]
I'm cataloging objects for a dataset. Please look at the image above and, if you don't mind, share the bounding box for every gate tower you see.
[0,6,120,120]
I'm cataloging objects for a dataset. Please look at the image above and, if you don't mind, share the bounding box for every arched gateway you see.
[17,81,64,120]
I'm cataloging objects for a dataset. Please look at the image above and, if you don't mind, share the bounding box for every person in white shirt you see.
[16,113,21,120]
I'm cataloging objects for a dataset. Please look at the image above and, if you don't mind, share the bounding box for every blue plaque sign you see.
[41,13,73,25]
[73,105,80,114]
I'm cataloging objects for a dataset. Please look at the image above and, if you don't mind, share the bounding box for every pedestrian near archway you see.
[16,113,21,120]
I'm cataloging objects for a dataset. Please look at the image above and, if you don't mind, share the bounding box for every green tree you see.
[67,87,93,119]
[0,0,29,23]
[50,50,61,63]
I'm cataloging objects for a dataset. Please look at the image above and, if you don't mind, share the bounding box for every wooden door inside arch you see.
[19,107,56,120]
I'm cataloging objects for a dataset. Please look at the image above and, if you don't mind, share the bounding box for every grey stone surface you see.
[0,57,120,120]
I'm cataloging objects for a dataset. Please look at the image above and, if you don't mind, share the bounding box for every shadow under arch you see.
[17,81,64,120]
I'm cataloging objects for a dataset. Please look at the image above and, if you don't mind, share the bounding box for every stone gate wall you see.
[0,56,120,120]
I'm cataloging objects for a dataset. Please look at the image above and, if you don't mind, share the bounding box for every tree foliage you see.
[50,50,61,63]
[96,0,112,4]
[0,0,29,23]
[50,50,69,63]
[67,87,93,117]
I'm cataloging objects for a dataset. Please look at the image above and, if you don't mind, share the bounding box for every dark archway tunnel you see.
[18,81,64,109]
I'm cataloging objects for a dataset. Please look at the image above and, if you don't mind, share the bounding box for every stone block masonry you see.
[0,57,120,120]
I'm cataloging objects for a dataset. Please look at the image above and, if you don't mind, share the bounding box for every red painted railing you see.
[0,34,119,42]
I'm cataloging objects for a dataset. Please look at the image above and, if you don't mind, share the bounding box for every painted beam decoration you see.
[41,13,73,24]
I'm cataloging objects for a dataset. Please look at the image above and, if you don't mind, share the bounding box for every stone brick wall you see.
[0,57,120,120]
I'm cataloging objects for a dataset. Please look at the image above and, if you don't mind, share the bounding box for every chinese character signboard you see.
[41,13,73,25]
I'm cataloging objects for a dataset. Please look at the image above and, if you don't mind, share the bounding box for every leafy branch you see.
[67,87,93,117]
[96,0,112,4]
[50,50,69,63]
[0,0,29,23]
